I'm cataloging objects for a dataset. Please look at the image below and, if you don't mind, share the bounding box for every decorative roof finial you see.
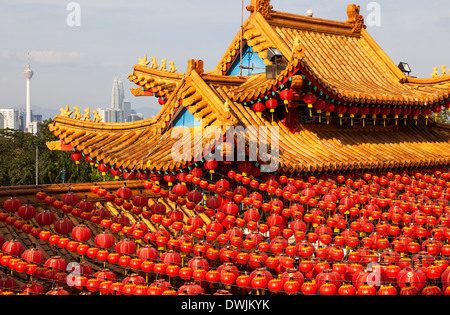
[346,4,366,34]
[246,0,273,20]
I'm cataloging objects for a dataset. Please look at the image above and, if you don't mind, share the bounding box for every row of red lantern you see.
[4,240,450,296]
[2,199,450,298]
[5,192,450,276]
[4,203,450,280]
[249,90,449,124]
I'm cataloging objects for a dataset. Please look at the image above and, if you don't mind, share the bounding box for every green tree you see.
[435,108,450,124]
[0,119,115,186]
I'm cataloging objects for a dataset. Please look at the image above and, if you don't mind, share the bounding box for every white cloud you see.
[30,50,82,65]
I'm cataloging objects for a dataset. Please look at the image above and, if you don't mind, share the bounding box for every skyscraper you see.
[111,76,125,110]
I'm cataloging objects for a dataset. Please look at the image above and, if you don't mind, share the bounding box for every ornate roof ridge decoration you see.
[345,4,367,34]
[246,0,273,20]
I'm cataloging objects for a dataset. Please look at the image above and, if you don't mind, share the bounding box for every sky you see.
[0,0,449,118]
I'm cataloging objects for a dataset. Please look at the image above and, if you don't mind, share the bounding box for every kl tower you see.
[23,51,34,132]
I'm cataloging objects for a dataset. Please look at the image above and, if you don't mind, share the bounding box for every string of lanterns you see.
[3,158,450,295]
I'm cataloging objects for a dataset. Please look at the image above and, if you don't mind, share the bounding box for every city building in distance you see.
[96,77,144,123]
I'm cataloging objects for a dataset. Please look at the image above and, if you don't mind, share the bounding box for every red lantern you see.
[315,269,342,290]
[36,210,55,227]
[54,218,73,235]
[21,248,44,265]
[324,102,335,125]
[44,256,67,271]
[369,107,381,125]
[303,93,317,117]
[381,107,391,126]
[265,98,278,113]
[17,204,36,220]
[95,231,115,249]
[253,102,265,116]
[314,100,326,118]
[98,163,110,176]
[3,197,22,214]
[347,105,359,126]
[72,225,92,242]
[397,267,427,292]
[2,240,24,256]
[71,151,83,166]
[335,104,347,125]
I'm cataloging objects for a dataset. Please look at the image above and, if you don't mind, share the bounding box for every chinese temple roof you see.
[48,1,450,176]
